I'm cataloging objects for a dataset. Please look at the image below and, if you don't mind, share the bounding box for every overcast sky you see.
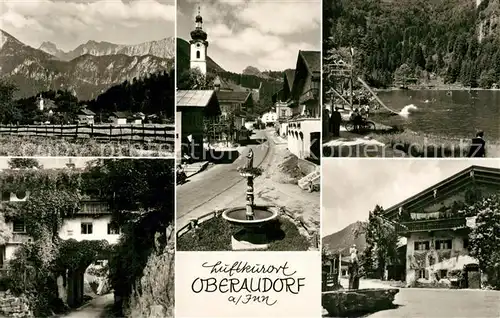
[322,159,500,237]
[0,0,175,51]
[177,0,321,73]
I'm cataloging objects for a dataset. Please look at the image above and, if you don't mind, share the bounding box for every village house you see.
[0,191,119,268]
[215,90,253,130]
[109,111,129,125]
[109,111,143,125]
[283,50,321,160]
[0,165,121,308]
[260,111,277,126]
[176,90,221,161]
[382,165,500,288]
[273,69,295,137]
[77,108,96,125]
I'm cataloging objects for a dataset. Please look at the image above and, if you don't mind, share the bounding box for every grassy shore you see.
[368,129,500,158]
[0,135,173,157]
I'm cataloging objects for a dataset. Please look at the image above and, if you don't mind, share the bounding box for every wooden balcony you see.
[397,217,467,234]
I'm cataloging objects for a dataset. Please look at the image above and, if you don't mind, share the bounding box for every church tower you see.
[190,6,208,75]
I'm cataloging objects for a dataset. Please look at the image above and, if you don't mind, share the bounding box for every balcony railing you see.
[397,217,467,234]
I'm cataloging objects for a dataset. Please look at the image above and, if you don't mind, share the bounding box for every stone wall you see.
[0,291,33,318]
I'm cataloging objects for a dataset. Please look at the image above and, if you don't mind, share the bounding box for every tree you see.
[394,63,413,87]
[0,81,22,124]
[357,205,399,279]
[8,158,42,169]
[479,69,497,88]
[469,195,500,290]
[177,68,214,90]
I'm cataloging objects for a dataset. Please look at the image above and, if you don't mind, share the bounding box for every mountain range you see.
[322,221,367,256]
[0,30,175,100]
[39,38,175,61]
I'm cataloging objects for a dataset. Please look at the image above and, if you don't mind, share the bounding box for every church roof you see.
[382,165,500,220]
[299,50,321,75]
[216,91,251,103]
[177,90,216,107]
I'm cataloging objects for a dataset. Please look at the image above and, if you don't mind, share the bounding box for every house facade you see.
[285,51,321,160]
[261,111,277,126]
[77,108,95,125]
[273,69,295,137]
[382,165,500,288]
[109,112,129,125]
[176,90,221,161]
[215,90,253,130]
[0,195,119,268]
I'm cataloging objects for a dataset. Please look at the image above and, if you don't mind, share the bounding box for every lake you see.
[372,90,500,141]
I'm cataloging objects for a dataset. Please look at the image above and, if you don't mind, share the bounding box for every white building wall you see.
[5,245,20,261]
[190,42,207,75]
[287,118,321,159]
[406,231,477,284]
[59,215,120,245]
[112,118,127,125]
[261,112,278,124]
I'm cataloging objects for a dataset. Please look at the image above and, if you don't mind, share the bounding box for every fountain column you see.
[222,148,279,250]
[246,175,254,220]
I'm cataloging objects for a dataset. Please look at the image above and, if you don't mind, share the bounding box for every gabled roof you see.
[111,111,132,118]
[382,165,500,220]
[299,50,321,74]
[284,69,295,90]
[176,90,216,107]
[176,90,221,116]
[79,108,95,116]
[216,91,251,103]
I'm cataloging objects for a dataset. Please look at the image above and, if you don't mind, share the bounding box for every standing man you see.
[468,131,486,157]
[323,108,331,138]
[332,107,342,137]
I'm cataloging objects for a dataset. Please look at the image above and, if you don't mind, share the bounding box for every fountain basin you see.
[222,206,279,250]
[322,288,399,317]
[222,206,278,227]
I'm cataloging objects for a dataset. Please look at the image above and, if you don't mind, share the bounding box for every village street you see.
[176,129,320,237]
[58,293,114,318]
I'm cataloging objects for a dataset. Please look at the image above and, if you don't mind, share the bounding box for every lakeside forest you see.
[324,0,500,88]
[0,70,175,125]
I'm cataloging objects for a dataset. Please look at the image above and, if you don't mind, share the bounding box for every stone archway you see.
[56,240,111,308]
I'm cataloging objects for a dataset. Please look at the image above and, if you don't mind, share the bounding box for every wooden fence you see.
[0,123,175,144]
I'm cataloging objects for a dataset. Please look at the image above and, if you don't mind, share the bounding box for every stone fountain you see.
[322,245,400,317]
[222,149,279,250]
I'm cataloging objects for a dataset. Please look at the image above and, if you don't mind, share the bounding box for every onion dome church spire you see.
[189,5,208,75]
[190,6,207,41]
